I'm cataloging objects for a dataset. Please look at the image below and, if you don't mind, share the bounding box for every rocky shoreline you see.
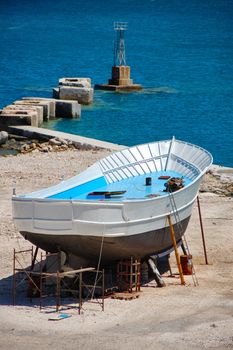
[200,167,233,197]
[0,132,103,155]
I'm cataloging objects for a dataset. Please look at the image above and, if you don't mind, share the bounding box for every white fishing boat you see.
[12,137,212,266]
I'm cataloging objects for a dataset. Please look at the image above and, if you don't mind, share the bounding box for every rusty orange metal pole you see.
[197,196,208,265]
[167,215,185,285]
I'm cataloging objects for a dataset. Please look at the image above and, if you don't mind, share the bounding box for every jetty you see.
[0,97,81,130]
[0,76,95,132]
[8,125,125,151]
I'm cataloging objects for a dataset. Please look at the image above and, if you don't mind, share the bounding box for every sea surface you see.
[0,0,233,166]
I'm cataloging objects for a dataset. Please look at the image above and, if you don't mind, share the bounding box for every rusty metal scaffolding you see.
[13,247,40,305]
[12,247,105,313]
[116,257,140,292]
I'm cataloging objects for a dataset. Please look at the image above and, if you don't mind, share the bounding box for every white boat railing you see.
[99,139,212,185]
[164,136,175,171]
[100,152,169,183]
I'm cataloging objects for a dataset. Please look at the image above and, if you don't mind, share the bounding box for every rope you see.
[91,229,105,300]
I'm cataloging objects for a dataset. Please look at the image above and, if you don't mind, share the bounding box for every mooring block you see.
[58,86,93,105]
[5,104,43,126]
[55,99,81,118]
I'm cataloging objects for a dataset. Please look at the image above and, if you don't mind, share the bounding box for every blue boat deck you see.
[48,171,191,201]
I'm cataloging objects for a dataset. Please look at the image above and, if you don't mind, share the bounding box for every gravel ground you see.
[0,149,233,350]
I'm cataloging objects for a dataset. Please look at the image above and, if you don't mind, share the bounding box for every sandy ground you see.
[0,149,233,350]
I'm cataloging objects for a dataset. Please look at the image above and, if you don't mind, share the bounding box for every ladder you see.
[168,190,199,286]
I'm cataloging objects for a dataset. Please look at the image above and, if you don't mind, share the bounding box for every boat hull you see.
[20,216,190,265]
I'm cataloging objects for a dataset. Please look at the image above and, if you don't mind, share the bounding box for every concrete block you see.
[14,100,50,121]
[4,104,43,126]
[95,84,142,91]
[109,66,133,86]
[52,88,59,99]
[0,110,39,130]
[22,97,56,119]
[59,77,91,88]
[58,86,93,105]
[55,100,81,118]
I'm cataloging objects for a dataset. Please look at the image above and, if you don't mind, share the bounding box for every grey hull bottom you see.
[21,216,190,265]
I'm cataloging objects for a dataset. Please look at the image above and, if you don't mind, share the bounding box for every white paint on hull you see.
[12,139,212,256]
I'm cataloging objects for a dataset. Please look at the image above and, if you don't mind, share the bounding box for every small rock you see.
[72,141,81,149]
[210,323,217,328]
[60,144,68,150]
[31,143,37,149]
[49,138,62,146]
[42,146,49,152]
[21,144,30,151]
[0,131,8,145]
[58,138,68,145]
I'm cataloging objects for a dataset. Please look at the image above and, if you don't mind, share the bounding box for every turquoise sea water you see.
[0,0,232,166]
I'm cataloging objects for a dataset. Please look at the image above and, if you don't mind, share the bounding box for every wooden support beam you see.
[147,257,165,287]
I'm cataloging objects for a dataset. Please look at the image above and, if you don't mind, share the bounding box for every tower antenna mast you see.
[114,22,128,66]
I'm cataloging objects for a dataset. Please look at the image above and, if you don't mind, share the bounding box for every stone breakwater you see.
[0,77,94,132]
[0,97,81,131]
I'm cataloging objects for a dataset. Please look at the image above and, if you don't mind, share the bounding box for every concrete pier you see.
[22,97,81,119]
[0,97,81,132]
[14,98,81,120]
[8,125,125,151]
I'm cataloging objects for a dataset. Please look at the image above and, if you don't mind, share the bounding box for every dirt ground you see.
[0,149,233,350]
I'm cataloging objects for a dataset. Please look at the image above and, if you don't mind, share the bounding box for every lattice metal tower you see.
[114,22,128,66]
[94,22,142,91]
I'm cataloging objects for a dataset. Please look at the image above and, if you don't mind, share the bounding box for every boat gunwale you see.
[13,138,213,204]
[12,173,202,206]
